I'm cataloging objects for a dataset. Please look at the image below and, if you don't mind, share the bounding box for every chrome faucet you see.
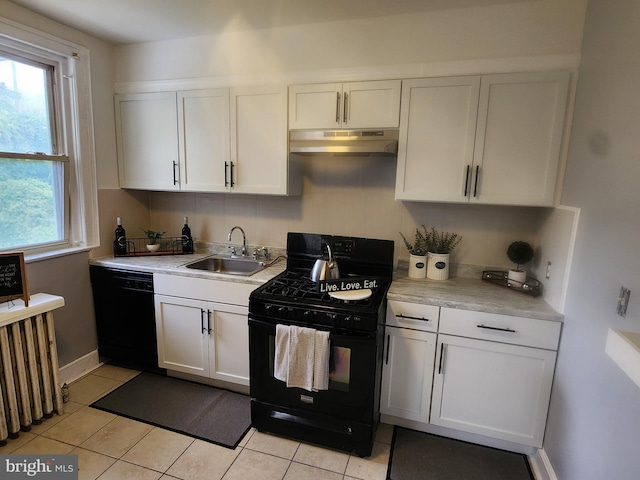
[227,226,248,257]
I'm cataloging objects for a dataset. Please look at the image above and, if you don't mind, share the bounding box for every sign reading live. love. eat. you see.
[0,252,29,307]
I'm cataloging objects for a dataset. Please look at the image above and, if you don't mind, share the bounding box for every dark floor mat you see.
[91,372,251,449]
[388,427,534,480]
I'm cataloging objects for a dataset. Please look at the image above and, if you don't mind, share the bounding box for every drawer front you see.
[439,307,561,350]
[387,300,439,332]
[154,273,255,306]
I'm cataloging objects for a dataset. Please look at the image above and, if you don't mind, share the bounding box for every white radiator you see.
[0,295,64,444]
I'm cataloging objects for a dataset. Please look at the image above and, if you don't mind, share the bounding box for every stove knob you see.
[278,306,294,319]
[343,316,352,327]
[265,304,274,315]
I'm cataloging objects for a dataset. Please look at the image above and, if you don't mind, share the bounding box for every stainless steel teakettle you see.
[310,242,340,282]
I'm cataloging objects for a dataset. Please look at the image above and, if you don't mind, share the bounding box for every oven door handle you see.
[248,316,376,341]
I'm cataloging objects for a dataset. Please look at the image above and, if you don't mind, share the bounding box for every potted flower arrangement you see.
[400,225,431,278]
[142,229,165,253]
[506,241,534,285]
[424,226,462,280]
[400,226,462,280]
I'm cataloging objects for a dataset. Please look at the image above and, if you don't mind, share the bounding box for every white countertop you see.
[389,270,563,322]
[89,254,562,321]
[89,252,286,286]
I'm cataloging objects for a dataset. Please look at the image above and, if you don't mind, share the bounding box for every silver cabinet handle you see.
[207,309,212,334]
[396,314,430,322]
[224,161,229,187]
[336,92,341,123]
[200,309,206,333]
[230,161,235,187]
[343,92,348,124]
[473,165,480,197]
[477,324,516,333]
[463,165,471,197]
[173,161,179,185]
[385,334,390,365]
[438,343,445,374]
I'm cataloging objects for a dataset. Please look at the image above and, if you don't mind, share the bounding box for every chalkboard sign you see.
[0,252,29,306]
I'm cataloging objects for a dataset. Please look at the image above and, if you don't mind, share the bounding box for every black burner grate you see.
[259,271,384,308]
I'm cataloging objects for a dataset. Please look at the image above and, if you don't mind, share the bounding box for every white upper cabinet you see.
[395,76,480,202]
[230,86,297,195]
[471,71,570,206]
[395,71,570,206]
[115,86,299,195]
[115,92,180,191]
[178,89,230,192]
[288,80,401,130]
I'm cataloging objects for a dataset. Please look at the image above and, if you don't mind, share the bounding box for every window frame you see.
[0,15,99,258]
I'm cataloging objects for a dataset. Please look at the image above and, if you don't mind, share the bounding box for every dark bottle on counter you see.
[181,216,193,253]
[114,217,127,255]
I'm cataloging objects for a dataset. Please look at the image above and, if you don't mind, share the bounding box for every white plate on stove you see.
[328,288,372,301]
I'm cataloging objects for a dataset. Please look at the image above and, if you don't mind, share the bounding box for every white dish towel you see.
[313,330,330,392]
[273,324,330,392]
[274,324,289,383]
[287,325,316,391]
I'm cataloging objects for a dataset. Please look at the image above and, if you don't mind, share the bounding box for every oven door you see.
[249,316,380,422]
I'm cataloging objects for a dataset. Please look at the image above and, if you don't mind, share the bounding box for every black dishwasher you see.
[90,266,163,372]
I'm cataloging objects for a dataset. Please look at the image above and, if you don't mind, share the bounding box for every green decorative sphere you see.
[507,241,534,268]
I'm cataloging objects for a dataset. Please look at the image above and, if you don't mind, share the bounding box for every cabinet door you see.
[395,77,480,202]
[343,80,401,129]
[471,71,570,206]
[431,334,557,447]
[230,86,289,194]
[380,327,436,422]
[178,89,230,192]
[288,83,342,130]
[154,295,209,377]
[115,92,180,191]
[208,303,250,386]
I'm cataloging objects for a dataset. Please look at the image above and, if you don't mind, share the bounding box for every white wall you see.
[544,0,640,478]
[114,1,586,82]
[111,0,587,271]
[0,0,117,366]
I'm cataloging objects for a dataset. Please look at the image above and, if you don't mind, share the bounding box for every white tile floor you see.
[0,365,393,480]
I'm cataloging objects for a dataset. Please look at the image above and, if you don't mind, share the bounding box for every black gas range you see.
[248,233,394,457]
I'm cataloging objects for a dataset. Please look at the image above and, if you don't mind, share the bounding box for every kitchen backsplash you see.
[95,156,547,272]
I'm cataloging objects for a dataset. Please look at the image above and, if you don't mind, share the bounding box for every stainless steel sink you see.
[185,256,267,276]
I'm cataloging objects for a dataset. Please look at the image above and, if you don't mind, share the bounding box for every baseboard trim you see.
[59,349,102,385]
[529,448,558,480]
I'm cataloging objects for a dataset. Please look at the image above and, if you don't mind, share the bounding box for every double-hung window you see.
[0,18,98,256]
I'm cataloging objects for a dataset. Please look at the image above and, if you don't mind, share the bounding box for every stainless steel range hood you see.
[289,129,399,156]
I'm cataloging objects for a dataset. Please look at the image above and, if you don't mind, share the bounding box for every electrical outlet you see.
[617,286,631,317]
[545,261,552,279]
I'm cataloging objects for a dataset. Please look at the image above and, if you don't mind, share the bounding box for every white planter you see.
[408,254,427,278]
[427,252,450,280]
[146,244,161,253]
[508,269,527,286]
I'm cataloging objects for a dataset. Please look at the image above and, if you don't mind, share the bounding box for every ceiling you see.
[8,0,525,45]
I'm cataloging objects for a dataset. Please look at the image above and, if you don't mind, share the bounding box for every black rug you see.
[387,427,534,480]
[90,372,251,449]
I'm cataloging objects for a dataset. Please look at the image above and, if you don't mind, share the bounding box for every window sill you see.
[25,245,95,264]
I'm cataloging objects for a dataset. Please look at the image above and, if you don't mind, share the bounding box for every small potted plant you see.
[425,226,462,281]
[400,225,430,278]
[506,241,534,285]
[142,229,165,253]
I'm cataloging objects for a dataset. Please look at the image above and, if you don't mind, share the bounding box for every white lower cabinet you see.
[153,274,254,387]
[155,295,249,385]
[380,326,436,422]
[430,333,557,447]
[381,301,561,449]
